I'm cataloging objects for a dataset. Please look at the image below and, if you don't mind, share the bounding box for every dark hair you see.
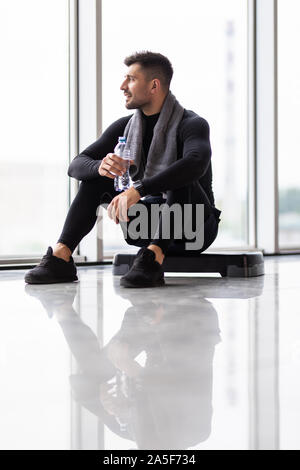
[124,51,173,90]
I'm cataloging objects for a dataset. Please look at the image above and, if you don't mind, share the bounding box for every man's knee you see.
[77,179,114,205]
[79,178,102,192]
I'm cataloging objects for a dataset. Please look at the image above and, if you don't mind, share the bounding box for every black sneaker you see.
[24,247,78,284]
[120,247,165,288]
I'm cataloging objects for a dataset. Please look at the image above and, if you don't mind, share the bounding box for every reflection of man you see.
[25,51,221,288]
[26,283,221,450]
[105,297,221,449]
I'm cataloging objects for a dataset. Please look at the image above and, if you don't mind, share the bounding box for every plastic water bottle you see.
[114,136,131,192]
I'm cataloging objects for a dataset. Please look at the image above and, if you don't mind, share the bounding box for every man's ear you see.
[151,79,159,93]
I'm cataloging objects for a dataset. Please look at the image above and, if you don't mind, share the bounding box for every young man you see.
[25,51,221,288]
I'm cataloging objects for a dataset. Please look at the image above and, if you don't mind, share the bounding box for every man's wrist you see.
[132,180,146,197]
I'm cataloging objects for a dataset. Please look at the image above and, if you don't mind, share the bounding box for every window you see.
[101,0,249,255]
[0,0,70,256]
[278,0,300,249]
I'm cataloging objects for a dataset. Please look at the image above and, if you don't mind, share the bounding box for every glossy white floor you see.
[0,255,299,450]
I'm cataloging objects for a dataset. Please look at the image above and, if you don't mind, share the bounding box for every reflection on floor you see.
[0,255,300,450]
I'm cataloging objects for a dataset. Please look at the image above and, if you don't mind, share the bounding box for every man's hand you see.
[98,153,135,179]
[107,186,141,224]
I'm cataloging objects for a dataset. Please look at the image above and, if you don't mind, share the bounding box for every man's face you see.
[120,63,152,110]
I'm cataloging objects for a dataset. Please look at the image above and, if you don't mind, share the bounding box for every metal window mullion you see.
[69,0,80,256]
[96,0,103,262]
[248,0,257,248]
[274,0,279,253]
[76,0,103,262]
[256,0,279,254]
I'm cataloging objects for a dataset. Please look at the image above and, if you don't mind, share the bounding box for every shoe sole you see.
[25,276,78,285]
[120,278,165,288]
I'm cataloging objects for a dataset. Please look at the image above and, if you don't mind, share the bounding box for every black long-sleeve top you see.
[68,109,215,206]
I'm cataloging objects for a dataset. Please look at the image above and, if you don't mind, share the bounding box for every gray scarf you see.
[123,91,185,181]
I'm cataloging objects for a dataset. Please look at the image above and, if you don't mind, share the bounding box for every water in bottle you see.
[114,136,131,192]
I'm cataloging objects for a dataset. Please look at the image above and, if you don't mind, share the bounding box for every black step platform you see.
[112,251,265,278]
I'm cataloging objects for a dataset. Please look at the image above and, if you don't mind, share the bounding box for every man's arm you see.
[67,115,132,181]
[141,116,212,195]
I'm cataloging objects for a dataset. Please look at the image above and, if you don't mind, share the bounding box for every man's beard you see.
[125,97,148,110]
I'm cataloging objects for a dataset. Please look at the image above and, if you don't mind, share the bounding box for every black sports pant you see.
[57,176,221,255]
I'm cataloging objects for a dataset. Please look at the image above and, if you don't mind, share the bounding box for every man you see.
[25,51,221,288]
